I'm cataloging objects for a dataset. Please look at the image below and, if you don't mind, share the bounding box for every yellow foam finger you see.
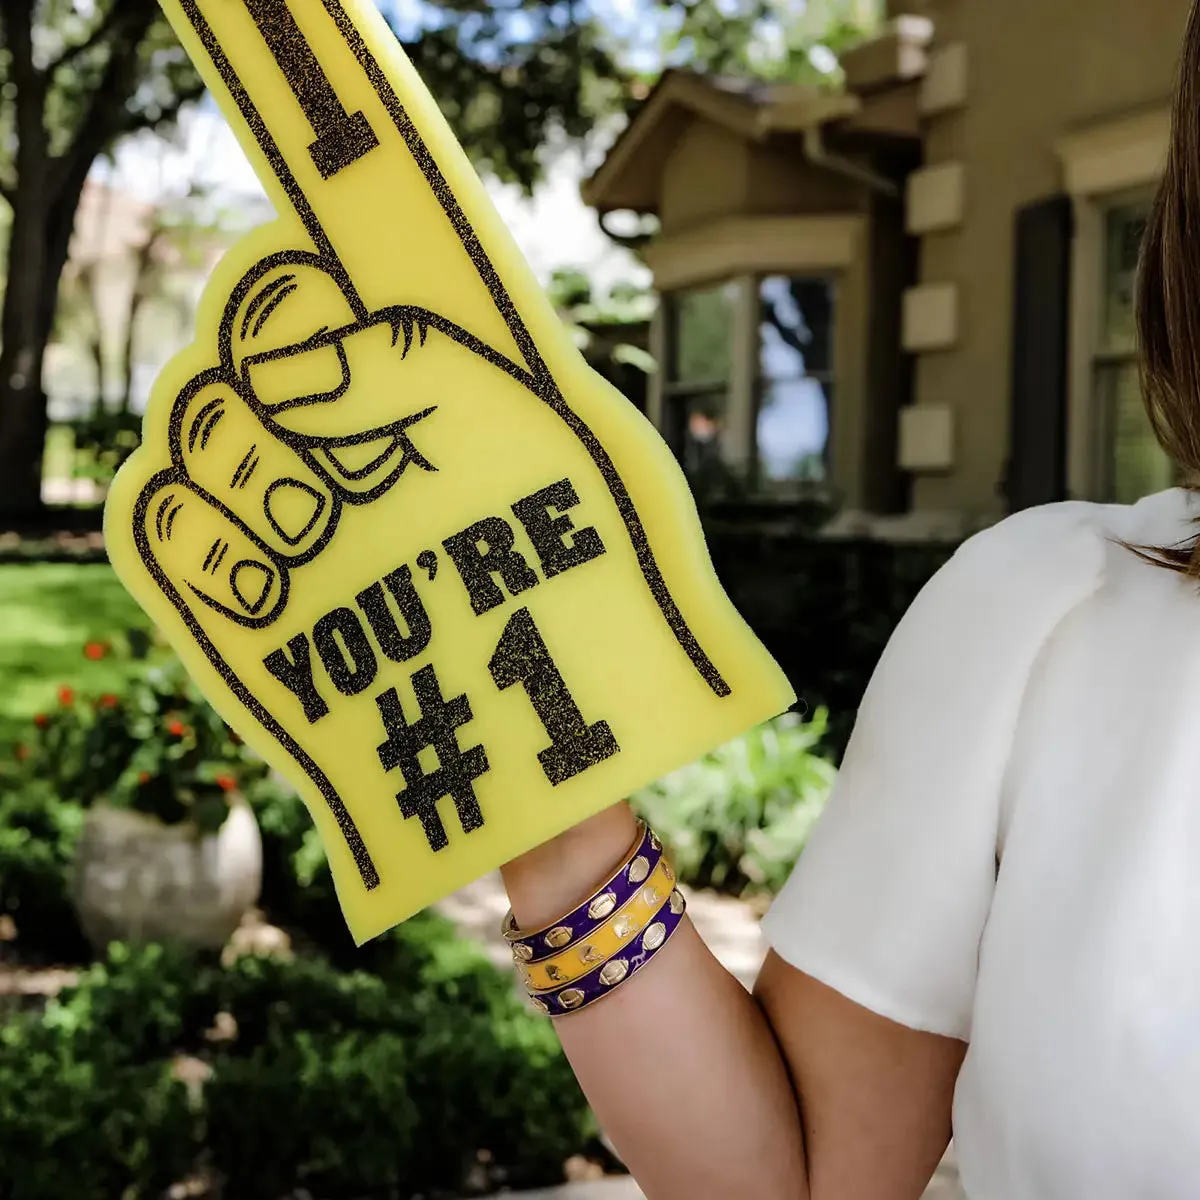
[104,0,796,944]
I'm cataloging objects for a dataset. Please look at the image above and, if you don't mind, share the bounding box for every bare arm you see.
[501,801,966,1200]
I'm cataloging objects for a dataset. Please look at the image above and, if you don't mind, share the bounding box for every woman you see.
[499,14,1200,1200]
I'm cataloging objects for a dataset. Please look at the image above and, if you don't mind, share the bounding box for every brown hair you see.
[1133,0,1200,571]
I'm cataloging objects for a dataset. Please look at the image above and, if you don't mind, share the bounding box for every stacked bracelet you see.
[519,855,678,991]
[528,886,687,1015]
[501,820,661,961]
[502,821,687,1017]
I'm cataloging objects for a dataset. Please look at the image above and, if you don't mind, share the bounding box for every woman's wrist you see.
[500,799,640,932]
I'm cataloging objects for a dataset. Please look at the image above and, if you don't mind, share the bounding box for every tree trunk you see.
[0,157,96,521]
[0,181,53,521]
[80,264,107,406]
[0,1,183,522]
[120,233,159,415]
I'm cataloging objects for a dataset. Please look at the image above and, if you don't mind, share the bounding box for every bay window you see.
[661,281,737,478]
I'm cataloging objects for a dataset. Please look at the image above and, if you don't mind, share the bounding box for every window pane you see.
[759,275,835,379]
[664,387,726,463]
[668,283,738,385]
[756,378,830,482]
[1096,360,1178,504]
[1100,201,1150,353]
[756,275,835,482]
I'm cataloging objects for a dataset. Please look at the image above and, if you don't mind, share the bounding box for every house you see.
[581,0,1186,540]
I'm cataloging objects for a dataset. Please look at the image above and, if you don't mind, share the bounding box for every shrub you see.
[0,924,593,1200]
[633,709,836,896]
[204,1025,419,1199]
[705,527,957,762]
[0,945,197,1200]
[250,773,354,964]
[15,656,270,832]
[207,916,592,1197]
[0,781,89,963]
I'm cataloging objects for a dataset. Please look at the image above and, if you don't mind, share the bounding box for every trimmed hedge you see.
[706,526,957,761]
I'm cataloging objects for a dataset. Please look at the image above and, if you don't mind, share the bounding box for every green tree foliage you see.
[660,0,882,84]
[547,266,656,409]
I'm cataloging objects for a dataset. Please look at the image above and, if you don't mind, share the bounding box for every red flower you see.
[166,720,187,738]
[215,774,237,793]
[57,686,74,706]
[83,641,108,661]
[13,744,28,762]
[96,693,119,710]
[137,771,151,785]
[33,713,49,729]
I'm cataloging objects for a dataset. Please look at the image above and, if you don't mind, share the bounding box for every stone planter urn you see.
[71,795,263,950]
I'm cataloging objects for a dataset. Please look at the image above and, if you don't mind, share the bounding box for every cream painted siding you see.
[909,0,1187,519]
[745,142,866,216]
[657,122,752,234]
[657,118,865,237]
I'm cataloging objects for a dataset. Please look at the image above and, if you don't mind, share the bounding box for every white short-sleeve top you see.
[761,487,1200,1199]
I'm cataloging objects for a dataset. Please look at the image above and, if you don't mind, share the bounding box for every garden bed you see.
[0,546,872,1199]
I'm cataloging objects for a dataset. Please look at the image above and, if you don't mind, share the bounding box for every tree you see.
[0,0,631,520]
[0,1,203,519]
[53,160,249,493]
[55,120,263,420]
[659,0,882,84]
[547,266,656,412]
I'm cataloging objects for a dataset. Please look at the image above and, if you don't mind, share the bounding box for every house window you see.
[661,282,737,478]
[756,275,835,483]
[1093,198,1179,503]
[661,274,837,488]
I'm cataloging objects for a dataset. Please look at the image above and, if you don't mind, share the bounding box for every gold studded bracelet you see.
[519,856,677,991]
[528,883,688,1017]
[501,819,661,963]
[501,821,688,1017]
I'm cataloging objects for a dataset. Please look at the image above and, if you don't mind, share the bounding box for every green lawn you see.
[0,563,151,741]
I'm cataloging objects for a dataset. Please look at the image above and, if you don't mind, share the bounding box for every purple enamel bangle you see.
[528,886,687,1016]
[503,821,663,964]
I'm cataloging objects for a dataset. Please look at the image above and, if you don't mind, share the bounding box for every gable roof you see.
[581,70,857,214]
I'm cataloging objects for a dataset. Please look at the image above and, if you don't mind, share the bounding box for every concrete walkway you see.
[434,875,966,1200]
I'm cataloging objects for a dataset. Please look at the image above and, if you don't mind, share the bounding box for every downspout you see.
[595,208,656,251]
[802,123,902,199]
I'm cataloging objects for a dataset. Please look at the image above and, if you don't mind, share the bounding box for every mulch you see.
[0,504,108,563]
[0,528,107,564]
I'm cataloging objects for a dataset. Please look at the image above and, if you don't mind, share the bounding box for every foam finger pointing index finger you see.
[162,0,525,366]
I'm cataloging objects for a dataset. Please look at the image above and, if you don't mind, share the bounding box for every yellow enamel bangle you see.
[519,856,676,992]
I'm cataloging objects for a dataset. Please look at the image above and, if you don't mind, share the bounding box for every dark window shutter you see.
[1005,194,1074,513]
